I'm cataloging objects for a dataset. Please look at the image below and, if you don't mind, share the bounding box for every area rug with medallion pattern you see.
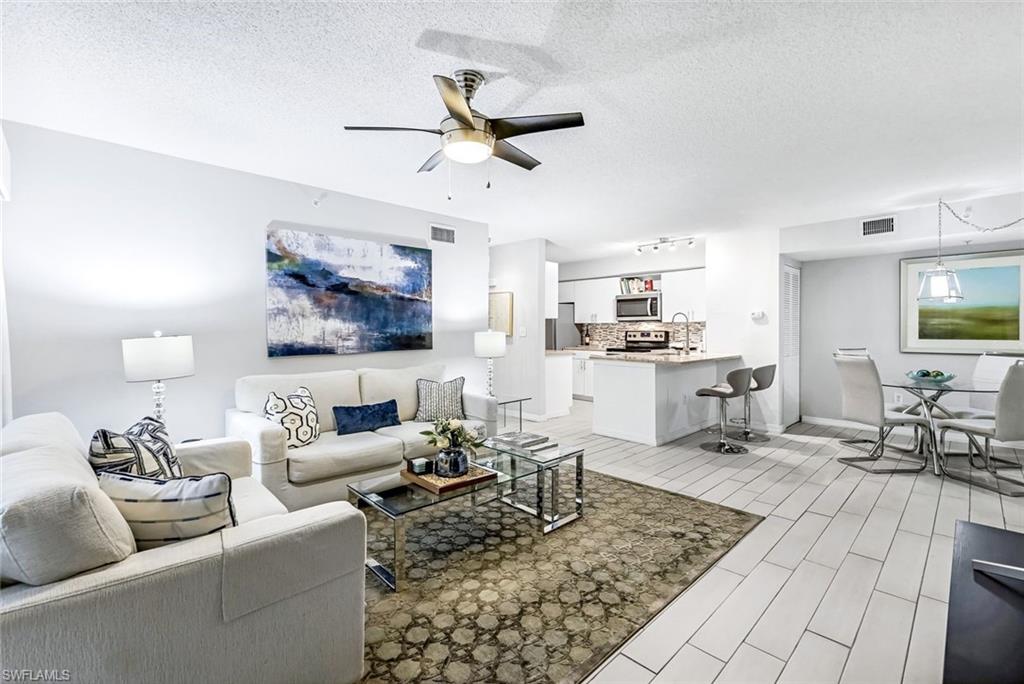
[361,471,761,683]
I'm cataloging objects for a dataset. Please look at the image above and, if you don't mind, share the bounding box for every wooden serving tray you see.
[400,464,497,495]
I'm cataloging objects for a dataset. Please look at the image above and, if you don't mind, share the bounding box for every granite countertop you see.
[588,352,741,366]
[545,349,578,356]
[563,345,606,351]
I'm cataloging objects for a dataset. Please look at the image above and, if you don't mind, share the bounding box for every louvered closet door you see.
[782,265,801,427]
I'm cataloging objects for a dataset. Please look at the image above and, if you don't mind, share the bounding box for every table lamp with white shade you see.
[122,331,194,422]
[474,330,506,397]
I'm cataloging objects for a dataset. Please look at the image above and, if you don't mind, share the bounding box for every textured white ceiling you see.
[2,1,1022,261]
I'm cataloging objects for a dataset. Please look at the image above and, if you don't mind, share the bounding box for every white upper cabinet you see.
[660,268,706,322]
[557,280,575,303]
[544,261,559,319]
[574,277,619,323]
[571,277,619,323]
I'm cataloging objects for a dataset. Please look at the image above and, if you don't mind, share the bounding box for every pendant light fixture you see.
[917,198,963,303]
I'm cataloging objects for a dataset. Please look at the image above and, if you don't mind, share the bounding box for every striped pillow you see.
[98,471,236,550]
[89,417,181,478]
[414,377,466,422]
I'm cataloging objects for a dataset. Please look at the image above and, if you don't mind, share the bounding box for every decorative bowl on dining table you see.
[906,369,957,384]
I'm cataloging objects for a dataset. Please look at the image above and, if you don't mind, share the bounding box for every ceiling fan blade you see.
[433,75,475,127]
[344,126,442,134]
[492,140,540,170]
[417,149,446,173]
[489,112,584,140]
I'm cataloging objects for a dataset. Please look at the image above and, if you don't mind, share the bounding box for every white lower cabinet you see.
[572,354,594,399]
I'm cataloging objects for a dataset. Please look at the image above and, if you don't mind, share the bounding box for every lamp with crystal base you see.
[474,331,506,397]
[122,332,194,422]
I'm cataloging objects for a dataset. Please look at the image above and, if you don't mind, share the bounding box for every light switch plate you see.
[519,326,527,338]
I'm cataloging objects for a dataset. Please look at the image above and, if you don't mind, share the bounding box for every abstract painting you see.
[266,225,432,357]
[901,249,1024,354]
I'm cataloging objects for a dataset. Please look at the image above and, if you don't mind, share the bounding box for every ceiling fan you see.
[344,69,584,173]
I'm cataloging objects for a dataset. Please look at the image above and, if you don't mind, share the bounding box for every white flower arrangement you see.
[420,417,485,454]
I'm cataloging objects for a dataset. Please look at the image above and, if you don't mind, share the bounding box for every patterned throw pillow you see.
[264,386,320,448]
[89,417,181,478]
[98,471,236,550]
[414,377,466,422]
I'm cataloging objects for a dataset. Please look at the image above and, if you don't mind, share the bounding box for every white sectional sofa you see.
[0,412,366,684]
[226,363,497,511]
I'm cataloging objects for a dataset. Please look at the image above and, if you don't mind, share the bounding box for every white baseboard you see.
[522,409,570,423]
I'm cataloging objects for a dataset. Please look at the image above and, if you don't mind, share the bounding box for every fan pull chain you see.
[447,160,453,201]
[486,157,492,189]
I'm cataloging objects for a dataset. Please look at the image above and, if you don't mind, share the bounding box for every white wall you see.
[800,240,1023,420]
[781,192,1024,261]
[489,239,547,418]
[2,123,489,439]
[557,240,705,281]
[705,227,784,432]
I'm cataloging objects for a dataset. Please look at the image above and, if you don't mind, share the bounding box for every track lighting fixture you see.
[633,236,697,255]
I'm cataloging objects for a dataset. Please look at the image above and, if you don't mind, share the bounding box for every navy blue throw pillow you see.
[333,400,401,435]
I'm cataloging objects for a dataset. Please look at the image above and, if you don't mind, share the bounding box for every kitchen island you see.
[590,352,743,445]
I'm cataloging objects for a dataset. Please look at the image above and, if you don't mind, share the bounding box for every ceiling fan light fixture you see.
[441,128,495,164]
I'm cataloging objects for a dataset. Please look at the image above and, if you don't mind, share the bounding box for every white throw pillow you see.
[0,445,136,586]
[98,471,237,550]
[264,386,320,448]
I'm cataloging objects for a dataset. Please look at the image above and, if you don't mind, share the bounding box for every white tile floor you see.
[526,402,1024,684]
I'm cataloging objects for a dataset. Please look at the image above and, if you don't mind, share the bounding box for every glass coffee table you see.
[348,439,584,591]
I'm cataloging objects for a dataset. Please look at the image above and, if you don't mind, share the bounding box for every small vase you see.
[435,447,469,478]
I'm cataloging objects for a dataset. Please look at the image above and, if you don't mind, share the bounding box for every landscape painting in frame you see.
[266,224,432,357]
[901,249,1024,354]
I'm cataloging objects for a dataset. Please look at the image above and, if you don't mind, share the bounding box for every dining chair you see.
[834,353,931,474]
[834,348,921,452]
[941,351,1024,420]
[936,360,1024,496]
[834,347,917,413]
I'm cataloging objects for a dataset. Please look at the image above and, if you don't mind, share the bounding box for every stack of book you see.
[619,277,656,294]
[490,432,559,453]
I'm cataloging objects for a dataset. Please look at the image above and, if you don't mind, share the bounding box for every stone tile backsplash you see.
[578,321,705,350]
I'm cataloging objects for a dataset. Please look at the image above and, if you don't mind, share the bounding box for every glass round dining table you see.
[881,376,1001,476]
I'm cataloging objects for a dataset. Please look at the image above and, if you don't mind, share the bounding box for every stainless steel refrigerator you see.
[545,303,581,350]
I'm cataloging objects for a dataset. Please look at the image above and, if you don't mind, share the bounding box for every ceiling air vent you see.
[861,216,896,237]
[430,224,456,244]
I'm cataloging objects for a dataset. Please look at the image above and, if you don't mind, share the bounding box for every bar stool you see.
[697,367,754,454]
[727,364,776,443]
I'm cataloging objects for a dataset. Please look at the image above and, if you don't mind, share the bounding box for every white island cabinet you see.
[590,352,742,445]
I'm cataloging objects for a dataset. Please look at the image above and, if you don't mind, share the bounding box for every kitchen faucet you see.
[670,312,691,355]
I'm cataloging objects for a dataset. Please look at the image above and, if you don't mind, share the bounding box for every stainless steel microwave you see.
[615,292,661,321]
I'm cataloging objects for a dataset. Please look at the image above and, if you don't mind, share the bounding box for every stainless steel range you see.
[605,330,670,353]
